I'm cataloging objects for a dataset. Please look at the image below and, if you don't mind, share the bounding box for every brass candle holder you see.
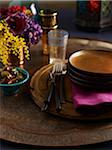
[39,9,58,28]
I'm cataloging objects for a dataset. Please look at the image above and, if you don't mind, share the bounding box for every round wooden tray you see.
[30,64,112,120]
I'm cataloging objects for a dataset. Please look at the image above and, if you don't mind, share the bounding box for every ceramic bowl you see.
[0,67,29,95]
[68,50,112,77]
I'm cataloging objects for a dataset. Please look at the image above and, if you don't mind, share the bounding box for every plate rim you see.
[68,49,112,75]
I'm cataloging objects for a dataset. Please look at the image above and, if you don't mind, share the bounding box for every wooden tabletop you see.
[0,38,112,147]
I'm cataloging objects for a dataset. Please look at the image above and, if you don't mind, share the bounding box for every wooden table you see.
[0,38,112,148]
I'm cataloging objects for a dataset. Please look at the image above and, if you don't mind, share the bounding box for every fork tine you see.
[52,64,55,74]
[57,63,62,73]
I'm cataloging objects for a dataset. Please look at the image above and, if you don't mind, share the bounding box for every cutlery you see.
[41,63,67,112]
[41,72,55,111]
[60,63,67,104]
[54,78,62,112]
[53,63,67,111]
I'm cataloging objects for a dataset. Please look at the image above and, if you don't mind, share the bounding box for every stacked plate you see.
[68,49,112,90]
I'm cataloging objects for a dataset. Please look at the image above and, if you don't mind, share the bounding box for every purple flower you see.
[6,12,28,35]
[5,12,42,45]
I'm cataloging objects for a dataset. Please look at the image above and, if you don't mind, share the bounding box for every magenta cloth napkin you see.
[72,83,112,110]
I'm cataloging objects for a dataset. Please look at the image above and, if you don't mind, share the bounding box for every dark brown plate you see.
[68,50,112,76]
[68,71,112,90]
[30,65,112,120]
[68,66,112,82]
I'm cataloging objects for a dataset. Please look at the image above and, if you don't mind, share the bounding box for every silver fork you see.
[53,62,67,111]
[53,62,67,75]
[41,63,67,112]
[41,65,55,112]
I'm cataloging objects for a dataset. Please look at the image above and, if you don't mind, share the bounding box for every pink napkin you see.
[72,83,112,113]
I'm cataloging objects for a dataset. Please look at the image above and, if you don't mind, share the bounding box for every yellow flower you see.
[25,9,32,16]
[0,20,29,65]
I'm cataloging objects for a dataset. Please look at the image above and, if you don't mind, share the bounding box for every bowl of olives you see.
[0,66,29,95]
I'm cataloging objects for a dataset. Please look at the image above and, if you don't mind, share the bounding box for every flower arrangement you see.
[0,20,29,65]
[0,5,42,66]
